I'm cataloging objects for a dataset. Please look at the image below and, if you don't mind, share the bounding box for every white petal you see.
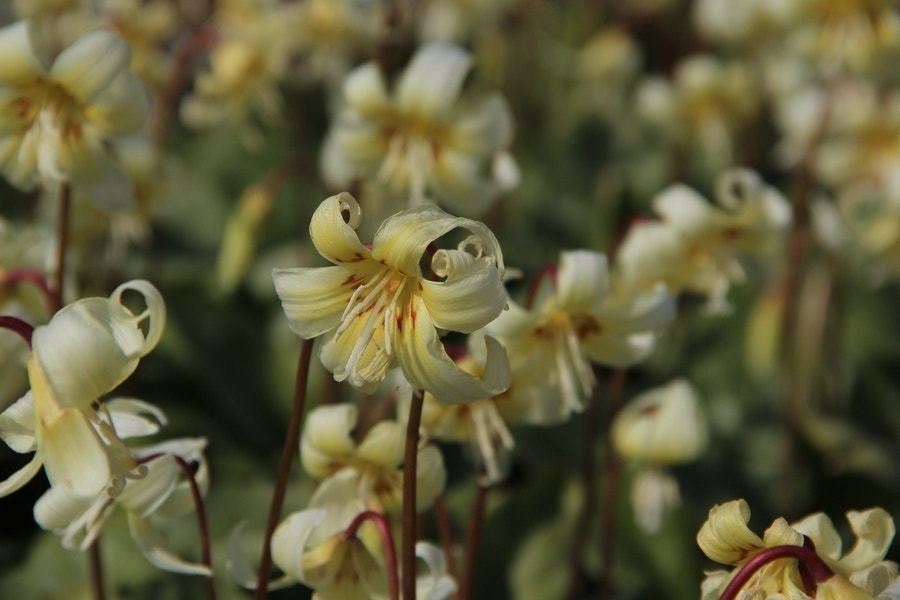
[0,392,36,453]
[107,279,166,358]
[415,445,446,510]
[427,148,502,216]
[421,253,507,333]
[697,499,764,565]
[273,266,356,339]
[448,95,513,156]
[415,542,457,600]
[0,21,46,85]
[51,30,132,104]
[308,192,371,265]
[0,451,42,498]
[83,72,148,136]
[396,43,472,118]
[127,513,212,576]
[116,454,179,517]
[792,512,843,562]
[301,404,359,478]
[38,406,110,498]
[556,250,609,313]
[356,420,404,469]
[397,304,510,404]
[33,484,97,532]
[271,508,328,580]
[105,398,168,439]
[653,184,719,238]
[343,62,391,118]
[841,508,896,573]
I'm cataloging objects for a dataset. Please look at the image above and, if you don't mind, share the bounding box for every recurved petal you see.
[0,452,42,498]
[421,253,507,333]
[51,30,132,104]
[372,204,503,277]
[273,266,356,339]
[116,454,179,517]
[792,512,843,562]
[356,421,404,469]
[653,184,720,238]
[0,392,36,453]
[397,303,510,404]
[108,279,166,358]
[396,43,472,119]
[556,250,609,313]
[33,484,97,532]
[762,517,804,548]
[301,404,359,478]
[841,508,896,573]
[271,508,329,581]
[128,513,212,576]
[106,398,168,439]
[697,499,765,566]
[309,193,371,265]
[342,62,391,118]
[0,21,46,84]
[415,542,458,600]
[83,71,149,135]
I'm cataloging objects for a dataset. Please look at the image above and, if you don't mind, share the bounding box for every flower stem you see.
[51,183,71,314]
[0,316,34,347]
[596,368,626,600]
[459,483,489,600]
[173,455,217,600]
[718,544,833,600]
[2,268,54,310]
[254,337,315,599]
[402,388,425,599]
[343,511,400,600]
[433,496,457,582]
[88,538,105,600]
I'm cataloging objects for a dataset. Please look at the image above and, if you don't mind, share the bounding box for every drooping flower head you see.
[0,279,166,499]
[485,249,675,421]
[321,42,518,217]
[698,499,897,600]
[0,20,149,210]
[273,192,510,404]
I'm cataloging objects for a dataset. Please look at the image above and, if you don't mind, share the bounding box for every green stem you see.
[253,337,315,599]
[402,389,425,599]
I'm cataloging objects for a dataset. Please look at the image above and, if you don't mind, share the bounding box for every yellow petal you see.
[697,499,765,565]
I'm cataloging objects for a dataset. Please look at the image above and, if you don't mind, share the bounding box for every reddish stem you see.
[172,455,217,600]
[254,337,315,599]
[88,538,106,600]
[402,389,425,599]
[459,483,489,600]
[524,264,558,310]
[2,268,54,309]
[433,496,458,582]
[343,511,399,600]
[0,316,34,347]
[718,544,833,600]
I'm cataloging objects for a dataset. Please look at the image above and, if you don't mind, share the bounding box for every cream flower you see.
[0,21,149,210]
[34,419,212,576]
[301,403,446,513]
[273,192,510,404]
[0,280,165,499]
[321,42,518,217]
[616,169,790,312]
[698,499,897,599]
[271,470,455,599]
[485,250,675,421]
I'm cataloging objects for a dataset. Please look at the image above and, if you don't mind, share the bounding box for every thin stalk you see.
[88,539,105,600]
[718,544,833,600]
[433,496,457,582]
[51,184,71,314]
[2,268,54,309]
[458,483,489,600]
[254,337,315,599]
[0,316,34,347]
[596,368,626,600]
[343,511,400,600]
[402,389,425,599]
[173,455,217,600]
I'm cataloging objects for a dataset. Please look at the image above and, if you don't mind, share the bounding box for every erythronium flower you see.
[33,411,212,576]
[321,42,518,217]
[616,169,790,313]
[0,279,166,499]
[0,21,149,210]
[273,192,511,404]
[485,249,675,421]
[271,470,456,599]
[301,403,447,513]
[612,379,708,533]
[698,499,897,600]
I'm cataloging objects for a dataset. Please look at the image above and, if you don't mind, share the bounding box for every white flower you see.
[273,192,510,404]
[0,280,165,499]
[321,42,517,217]
[0,21,149,210]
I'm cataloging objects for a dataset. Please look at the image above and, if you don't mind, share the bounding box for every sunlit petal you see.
[697,499,765,565]
[356,421,404,469]
[50,30,133,104]
[422,253,507,333]
[556,250,609,313]
[841,508,896,573]
[273,266,356,339]
[0,392,36,453]
[396,43,471,118]
[308,192,370,265]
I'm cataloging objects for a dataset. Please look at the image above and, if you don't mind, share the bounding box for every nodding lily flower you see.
[0,21,149,210]
[33,409,212,577]
[485,250,675,421]
[321,42,518,217]
[0,280,166,499]
[698,499,897,600]
[273,192,510,404]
